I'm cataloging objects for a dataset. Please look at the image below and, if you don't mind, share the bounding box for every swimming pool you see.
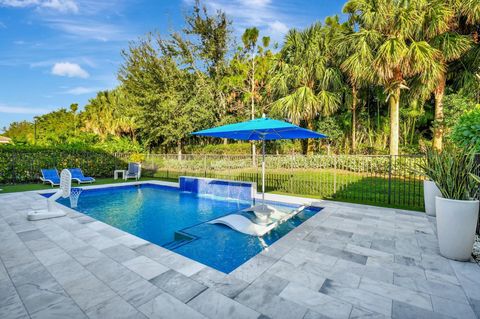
[50,183,321,273]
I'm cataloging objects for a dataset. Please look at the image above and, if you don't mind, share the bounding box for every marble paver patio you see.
[1,183,480,319]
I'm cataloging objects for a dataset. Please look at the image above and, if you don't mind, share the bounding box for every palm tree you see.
[70,103,79,137]
[337,28,381,152]
[271,22,344,155]
[419,1,473,150]
[242,27,259,164]
[449,0,480,102]
[343,0,444,155]
[82,89,138,141]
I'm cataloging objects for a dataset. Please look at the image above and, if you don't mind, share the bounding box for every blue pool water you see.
[51,183,321,273]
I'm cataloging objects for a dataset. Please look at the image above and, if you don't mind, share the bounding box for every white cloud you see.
[268,20,289,35]
[41,0,77,12]
[64,86,99,95]
[0,0,37,7]
[0,104,51,114]
[51,62,89,78]
[201,0,296,43]
[239,0,271,7]
[45,18,128,41]
[0,0,78,13]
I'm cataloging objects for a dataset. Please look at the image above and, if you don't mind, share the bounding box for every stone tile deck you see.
[1,184,480,319]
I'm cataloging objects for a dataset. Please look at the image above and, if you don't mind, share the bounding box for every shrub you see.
[0,146,127,184]
[451,106,480,151]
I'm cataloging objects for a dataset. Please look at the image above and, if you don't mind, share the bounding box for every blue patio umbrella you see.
[192,115,327,205]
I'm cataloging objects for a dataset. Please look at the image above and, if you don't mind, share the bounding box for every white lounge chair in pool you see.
[209,214,275,236]
[209,205,306,236]
[125,162,141,181]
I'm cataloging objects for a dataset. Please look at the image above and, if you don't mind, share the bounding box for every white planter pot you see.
[436,196,479,261]
[424,180,442,216]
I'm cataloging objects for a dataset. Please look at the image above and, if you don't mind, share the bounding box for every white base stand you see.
[27,209,66,221]
[27,184,67,221]
[249,204,279,224]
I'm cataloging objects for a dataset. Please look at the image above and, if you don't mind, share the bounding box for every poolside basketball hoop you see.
[69,187,82,208]
[27,169,72,221]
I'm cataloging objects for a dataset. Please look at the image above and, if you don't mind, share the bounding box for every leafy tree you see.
[119,34,216,154]
[442,93,477,136]
[3,121,34,145]
[183,0,231,78]
[163,0,231,123]
[316,116,344,154]
[33,109,76,146]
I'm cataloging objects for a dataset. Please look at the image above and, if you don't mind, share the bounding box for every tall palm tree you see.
[419,1,473,150]
[343,0,444,155]
[337,28,381,152]
[449,0,480,102]
[271,22,344,155]
[242,27,259,164]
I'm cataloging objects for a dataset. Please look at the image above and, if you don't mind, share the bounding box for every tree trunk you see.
[351,86,357,153]
[433,74,446,151]
[307,119,315,156]
[177,141,182,161]
[301,140,308,155]
[389,88,400,156]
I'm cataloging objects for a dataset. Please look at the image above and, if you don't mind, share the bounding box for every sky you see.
[0,0,345,131]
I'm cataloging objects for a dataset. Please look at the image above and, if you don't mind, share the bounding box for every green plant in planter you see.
[419,146,480,200]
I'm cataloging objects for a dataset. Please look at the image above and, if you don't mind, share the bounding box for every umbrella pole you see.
[262,138,265,205]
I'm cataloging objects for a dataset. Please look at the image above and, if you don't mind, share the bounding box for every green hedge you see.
[142,154,424,175]
[0,148,128,184]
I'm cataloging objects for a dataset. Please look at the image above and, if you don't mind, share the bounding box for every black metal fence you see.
[141,154,426,211]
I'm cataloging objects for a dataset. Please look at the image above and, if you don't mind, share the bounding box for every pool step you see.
[163,231,197,250]
[163,238,193,250]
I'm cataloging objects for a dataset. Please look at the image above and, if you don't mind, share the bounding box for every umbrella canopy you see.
[192,117,327,140]
[192,116,327,209]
